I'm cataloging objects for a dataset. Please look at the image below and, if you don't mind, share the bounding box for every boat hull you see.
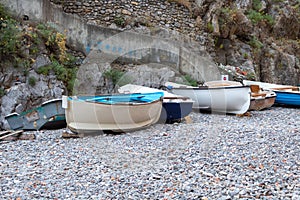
[5,99,66,130]
[64,94,163,133]
[249,96,276,111]
[119,84,194,122]
[273,91,300,107]
[165,82,251,114]
[159,101,193,123]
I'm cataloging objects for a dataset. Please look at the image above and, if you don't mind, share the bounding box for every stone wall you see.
[49,0,199,38]
[2,0,221,82]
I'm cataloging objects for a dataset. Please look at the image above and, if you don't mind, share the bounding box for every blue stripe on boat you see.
[274,91,300,107]
[69,92,164,104]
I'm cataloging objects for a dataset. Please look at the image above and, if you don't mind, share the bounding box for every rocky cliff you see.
[50,0,300,85]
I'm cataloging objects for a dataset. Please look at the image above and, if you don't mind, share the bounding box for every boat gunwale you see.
[69,98,163,106]
[272,90,300,94]
[171,85,250,90]
[251,95,277,100]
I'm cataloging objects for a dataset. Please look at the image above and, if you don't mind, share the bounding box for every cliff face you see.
[50,0,300,85]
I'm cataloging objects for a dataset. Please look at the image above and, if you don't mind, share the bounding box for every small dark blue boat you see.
[159,97,194,123]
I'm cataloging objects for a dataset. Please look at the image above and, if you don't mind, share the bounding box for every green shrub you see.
[0,3,10,19]
[252,0,262,11]
[114,15,125,27]
[36,65,52,75]
[28,76,37,87]
[0,3,78,94]
[248,36,263,49]
[183,74,198,86]
[51,60,68,81]
[0,18,21,57]
[207,22,214,33]
[103,68,132,87]
[0,88,5,97]
[61,53,77,68]
[103,69,125,85]
[246,10,274,25]
[50,59,78,94]
[36,23,54,40]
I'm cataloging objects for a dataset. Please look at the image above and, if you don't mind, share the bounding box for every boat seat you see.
[250,85,261,93]
[251,92,267,97]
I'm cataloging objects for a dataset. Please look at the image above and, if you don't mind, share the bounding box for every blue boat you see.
[159,97,194,123]
[273,90,300,107]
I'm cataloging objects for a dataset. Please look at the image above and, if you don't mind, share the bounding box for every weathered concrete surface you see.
[2,0,221,82]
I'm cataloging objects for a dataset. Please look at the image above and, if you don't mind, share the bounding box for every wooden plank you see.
[0,130,23,140]
[62,131,81,139]
[251,93,267,97]
[0,131,11,137]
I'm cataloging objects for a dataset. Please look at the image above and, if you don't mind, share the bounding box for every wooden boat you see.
[248,85,276,111]
[5,99,66,130]
[243,80,300,107]
[118,84,194,123]
[62,92,164,133]
[165,81,251,114]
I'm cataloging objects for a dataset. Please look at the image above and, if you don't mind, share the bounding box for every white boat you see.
[243,80,300,107]
[62,92,164,133]
[118,84,194,122]
[165,81,251,114]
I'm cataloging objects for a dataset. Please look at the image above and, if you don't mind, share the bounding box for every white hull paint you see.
[165,81,251,114]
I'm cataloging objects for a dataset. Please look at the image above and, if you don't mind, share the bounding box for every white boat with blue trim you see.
[62,92,164,133]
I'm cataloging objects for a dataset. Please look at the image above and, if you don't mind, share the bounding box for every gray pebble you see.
[0,107,299,199]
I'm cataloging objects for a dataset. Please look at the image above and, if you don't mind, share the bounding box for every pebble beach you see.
[0,107,299,199]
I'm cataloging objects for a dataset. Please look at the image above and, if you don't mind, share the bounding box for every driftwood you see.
[0,130,23,140]
[62,131,82,139]
[0,130,35,141]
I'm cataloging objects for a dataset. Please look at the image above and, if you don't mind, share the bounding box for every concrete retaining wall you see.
[2,0,221,81]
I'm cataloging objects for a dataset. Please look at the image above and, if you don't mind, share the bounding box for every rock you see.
[32,55,51,70]
[18,133,36,140]
[72,59,109,95]
[121,9,131,16]
[131,1,139,6]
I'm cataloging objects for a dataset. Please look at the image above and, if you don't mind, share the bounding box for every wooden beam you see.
[0,130,23,140]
